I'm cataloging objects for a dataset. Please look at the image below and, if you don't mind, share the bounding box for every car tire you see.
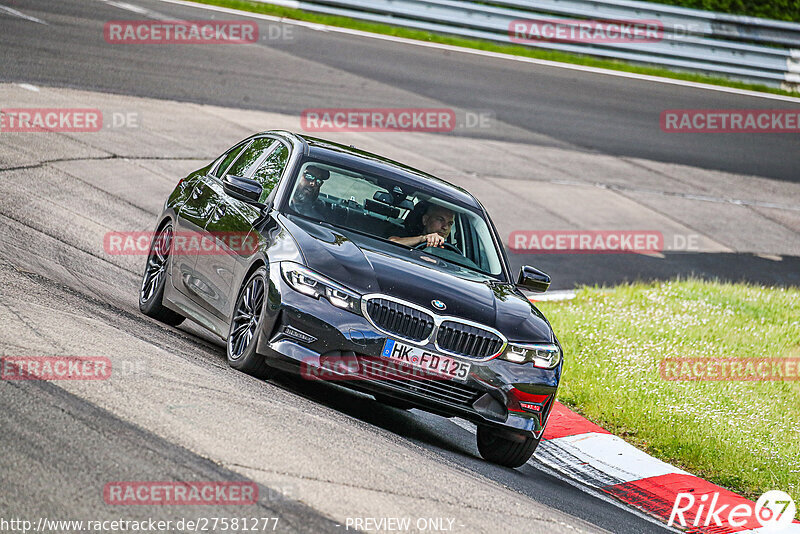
[476,426,540,468]
[139,222,185,327]
[226,266,274,379]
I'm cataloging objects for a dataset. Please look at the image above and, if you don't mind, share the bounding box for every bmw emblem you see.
[431,300,446,311]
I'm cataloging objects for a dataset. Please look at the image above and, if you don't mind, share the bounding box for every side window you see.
[252,143,290,202]
[226,138,275,178]
[461,214,488,271]
[213,141,249,179]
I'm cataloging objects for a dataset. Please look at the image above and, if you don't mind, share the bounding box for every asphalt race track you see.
[3,0,799,289]
[0,0,798,532]
[4,0,800,182]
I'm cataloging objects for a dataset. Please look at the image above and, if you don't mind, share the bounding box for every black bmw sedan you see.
[140,130,563,468]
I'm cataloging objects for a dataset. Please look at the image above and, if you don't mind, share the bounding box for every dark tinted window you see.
[213,141,249,179]
[227,138,275,178]
[286,161,503,277]
[252,143,290,202]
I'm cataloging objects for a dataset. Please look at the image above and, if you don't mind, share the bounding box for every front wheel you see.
[226,267,273,379]
[139,223,185,326]
[476,426,540,468]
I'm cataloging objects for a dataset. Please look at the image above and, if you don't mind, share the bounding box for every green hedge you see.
[639,0,800,23]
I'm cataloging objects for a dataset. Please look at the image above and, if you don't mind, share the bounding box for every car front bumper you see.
[256,267,561,438]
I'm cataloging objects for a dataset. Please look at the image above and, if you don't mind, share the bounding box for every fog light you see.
[283,326,317,343]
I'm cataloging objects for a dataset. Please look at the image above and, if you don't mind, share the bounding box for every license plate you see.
[380,339,471,381]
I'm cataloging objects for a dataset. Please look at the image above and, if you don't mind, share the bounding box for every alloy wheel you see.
[141,225,173,303]
[228,275,265,360]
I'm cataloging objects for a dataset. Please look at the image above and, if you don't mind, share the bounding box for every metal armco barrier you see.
[258,0,800,89]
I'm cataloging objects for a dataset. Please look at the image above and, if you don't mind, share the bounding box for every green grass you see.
[189,0,799,98]
[537,279,800,511]
[637,0,800,23]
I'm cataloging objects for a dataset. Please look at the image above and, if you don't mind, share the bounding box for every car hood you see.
[281,215,553,342]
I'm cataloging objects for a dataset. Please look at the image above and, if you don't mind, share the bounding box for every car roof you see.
[264,130,483,210]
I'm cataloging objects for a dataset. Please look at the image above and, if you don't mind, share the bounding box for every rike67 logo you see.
[669,490,797,531]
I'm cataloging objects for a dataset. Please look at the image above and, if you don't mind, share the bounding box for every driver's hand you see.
[422,233,444,247]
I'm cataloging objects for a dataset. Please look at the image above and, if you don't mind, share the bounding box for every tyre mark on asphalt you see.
[743,204,800,236]
[0,254,613,534]
[0,259,352,421]
[0,103,206,164]
[549,177,800,212]
[1,261,582,532]
[0,211,139,278]
[0,377,348,533]
[0,155,114,173]
[53,165,169,219]
[0,260,224,366]
[0,298,70,353]
[0,180,134,239]
[227,462,595,532]
[0,154,208,173]
[0,216,141,309]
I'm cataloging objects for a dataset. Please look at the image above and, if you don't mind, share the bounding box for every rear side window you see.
[213,141,249,179]
[252,143,290,202]
[226,138,275,178]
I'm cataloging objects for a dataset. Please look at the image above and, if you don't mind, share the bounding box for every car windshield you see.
[284,159,505,278]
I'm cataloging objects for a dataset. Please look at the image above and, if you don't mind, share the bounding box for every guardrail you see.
[257,0,800,90]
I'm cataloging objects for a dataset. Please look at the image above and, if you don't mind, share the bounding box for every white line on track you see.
[17,83,40,92]
[530,290,577,302]
[151,0,800,103]
[0,4,47,24]
[99,0,173,20]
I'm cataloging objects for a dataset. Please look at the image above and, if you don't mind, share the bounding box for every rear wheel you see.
[226,267,273,379]
[139,223,185,326]
[476,426,540,468]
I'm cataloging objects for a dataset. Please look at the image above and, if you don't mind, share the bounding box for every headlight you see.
[500,342,562,369]
[280,262,361,314]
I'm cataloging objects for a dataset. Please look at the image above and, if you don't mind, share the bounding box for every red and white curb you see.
[533,402,800,533]
[522,290,798,530]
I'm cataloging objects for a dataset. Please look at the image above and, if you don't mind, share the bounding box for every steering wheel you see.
[413,241,462,255]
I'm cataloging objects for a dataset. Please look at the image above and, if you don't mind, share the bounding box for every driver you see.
[390,204,454,248]
[289,165,329,217]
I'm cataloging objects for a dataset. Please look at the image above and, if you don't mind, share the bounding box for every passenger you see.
[290,166,328,217]
[390,203,454,248]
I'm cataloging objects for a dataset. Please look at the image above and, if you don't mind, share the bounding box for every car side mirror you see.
[223,174,263,205]
[517,266,550,293]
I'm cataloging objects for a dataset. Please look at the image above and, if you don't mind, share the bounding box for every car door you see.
[172,139,251,299]
[194,137,291,320]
